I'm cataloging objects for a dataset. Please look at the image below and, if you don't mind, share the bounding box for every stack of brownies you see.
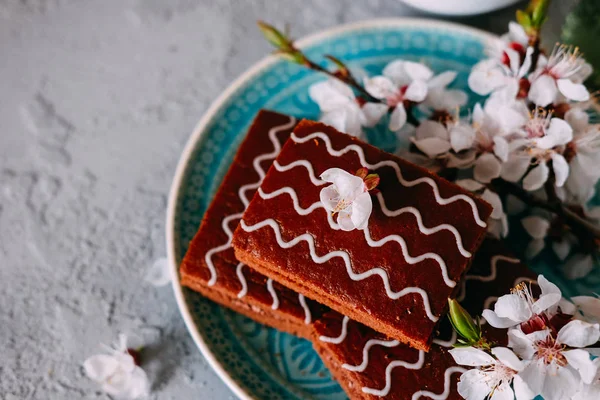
[180,110,536,399]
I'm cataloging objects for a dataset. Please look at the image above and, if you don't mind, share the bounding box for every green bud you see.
[516,9,532,29]
[448,298,481,343]
[257,21,293,51]
[530,0,550,28]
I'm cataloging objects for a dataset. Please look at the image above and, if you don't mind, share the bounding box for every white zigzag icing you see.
[235,263,248,299]
[375,192,471,258]
[411,366,467,400]
[432,330,458,348]
[205,212,243,286]
[273,160,327,187]
[256,186,455,289]
[319,315,349,344]
[298,294,311,325]
[204,116,296,286]
[240,218,439,322]
[291,131,487,227]
[342,338,400,372]
[362,350,426,396]
[266,278,279,310]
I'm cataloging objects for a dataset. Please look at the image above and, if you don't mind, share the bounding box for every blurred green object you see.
[562,0,600,91]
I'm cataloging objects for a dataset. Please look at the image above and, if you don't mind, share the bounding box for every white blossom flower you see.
[319,168,373,231]
[365,60,453,131]
[528,45,592,107]
[83,334,149,399]
[449,346,533,400]
[489,22,530,63]
[309,79,386,139]
[145,257,171,287]
[508,321,600,400]
[502,109,572,191]
[482,275,562,329]
[469,45,533,100]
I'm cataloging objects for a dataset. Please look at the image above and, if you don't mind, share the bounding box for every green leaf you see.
[562,0,600,91]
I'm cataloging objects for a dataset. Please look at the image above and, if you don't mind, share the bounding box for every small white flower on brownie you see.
[319,167,378,231]
[83,334,149,399]
[449,346,533,400]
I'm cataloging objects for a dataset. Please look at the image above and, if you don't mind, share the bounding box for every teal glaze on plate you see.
[168,19,599,400]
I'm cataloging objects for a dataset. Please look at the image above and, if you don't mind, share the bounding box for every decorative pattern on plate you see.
[169,21,515,400]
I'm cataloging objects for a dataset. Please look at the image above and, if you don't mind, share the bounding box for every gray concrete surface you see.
[0,1,570,399]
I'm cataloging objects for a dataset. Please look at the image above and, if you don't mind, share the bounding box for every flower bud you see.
[257,21,293,52]
[364,174,380,192]
[448,299,481,344]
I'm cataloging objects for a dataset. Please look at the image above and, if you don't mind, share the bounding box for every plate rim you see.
[166,17,499,400]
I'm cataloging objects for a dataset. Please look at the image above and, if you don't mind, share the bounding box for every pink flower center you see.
[386,86,408,107]
[525,109,552,139]
[535,336,567,366]
[482,363,517,393]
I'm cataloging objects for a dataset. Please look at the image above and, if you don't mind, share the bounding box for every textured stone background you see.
[0,1,571,399]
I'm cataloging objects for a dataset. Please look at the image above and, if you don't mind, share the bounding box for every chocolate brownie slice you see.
[179,110,326,339]
[232,120,493,350]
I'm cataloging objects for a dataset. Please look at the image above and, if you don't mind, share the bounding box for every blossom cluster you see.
[308,21,600,278]
[448,275,600,400]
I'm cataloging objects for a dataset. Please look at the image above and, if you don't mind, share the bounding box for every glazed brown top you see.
[233,119,493,348]
[180,110,325,324]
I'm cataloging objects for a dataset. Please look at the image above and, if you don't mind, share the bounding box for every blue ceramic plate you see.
[167,19,502,400]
